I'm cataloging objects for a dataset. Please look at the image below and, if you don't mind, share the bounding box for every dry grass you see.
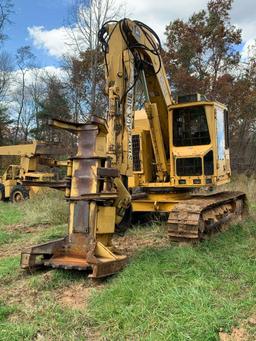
[19,189,69,226]
[221,174,256,202]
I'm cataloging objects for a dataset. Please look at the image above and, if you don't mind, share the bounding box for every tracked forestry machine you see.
[20,19,246,278]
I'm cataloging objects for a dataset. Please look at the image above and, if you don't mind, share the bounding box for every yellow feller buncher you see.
[20,19,246,278]
[0,141,67,202]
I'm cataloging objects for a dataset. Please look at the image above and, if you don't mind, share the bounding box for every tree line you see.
[0,0,255,172]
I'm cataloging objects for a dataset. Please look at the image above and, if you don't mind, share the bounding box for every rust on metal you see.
[168,191,247,241]
[21,116,128,278]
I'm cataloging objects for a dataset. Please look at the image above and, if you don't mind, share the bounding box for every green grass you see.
[0,186,256,340]
[0,256,21,284]
[0,203,23,226]
[35,224,66,243]
[0,201,66,247]
[0,302,16,322]
[0,203,25,246]
[88,221,256,340]
[0,299,90,341]
[29,268,87,291]
[0,230,21,246]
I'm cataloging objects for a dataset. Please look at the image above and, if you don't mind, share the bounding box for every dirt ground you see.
[219,315,256,341]
[112,225,170,256]
[0,224,169,312]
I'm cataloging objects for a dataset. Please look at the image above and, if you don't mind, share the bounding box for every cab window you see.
[173,106,210,146]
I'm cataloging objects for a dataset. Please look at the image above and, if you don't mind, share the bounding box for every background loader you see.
[0,141,67,202]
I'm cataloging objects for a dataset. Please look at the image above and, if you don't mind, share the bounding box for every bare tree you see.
[0,0,13,99]
[18,70,45,142]
[62,55,86,122]
[65,0,124,119]
[28,67,47,134]
[19,99,35,141]
[0,0,13,43]
[0,50,12,100]
[14,46,35,143]
[0,0,13,146]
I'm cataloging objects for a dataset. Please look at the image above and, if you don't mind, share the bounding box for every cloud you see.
[231,0,256,40]
[124,0,256,45]
[28,26,76,59]
[27,0,256,59]
[27,0,206,58]
[10,66,64,92]
[123,0,206,39]
[241,39,256,60]
[7,66,65,115]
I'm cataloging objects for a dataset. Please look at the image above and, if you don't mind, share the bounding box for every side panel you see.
[130,130,154,186]
[215,106,231,178]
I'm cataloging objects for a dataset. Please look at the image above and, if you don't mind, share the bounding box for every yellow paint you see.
[0,141,66,199]
[96,206,116,234]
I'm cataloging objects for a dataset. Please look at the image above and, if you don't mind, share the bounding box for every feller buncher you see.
[0,141,66,202]
[20,19,246,278]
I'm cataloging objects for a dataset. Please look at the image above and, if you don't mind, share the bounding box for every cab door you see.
[216,106,230,177]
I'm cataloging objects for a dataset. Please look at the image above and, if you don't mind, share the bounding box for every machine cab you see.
[169,95,231,188]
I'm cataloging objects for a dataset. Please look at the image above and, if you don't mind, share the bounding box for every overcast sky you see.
[4,0,256,69]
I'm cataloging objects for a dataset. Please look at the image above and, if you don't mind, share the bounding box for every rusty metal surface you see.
[90,258,128,278]
[21,180,68,189]
[97,167,119,177]
[44,256,90,270]
[21,231,128,278]
[73,202,89,233]
[68,193,118,201]
[49,116,108,133]
[21,117,128,279]
[20,238,66,269]
[43,254,128,278]
[168,191,247,241]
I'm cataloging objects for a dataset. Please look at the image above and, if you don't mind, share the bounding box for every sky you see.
[3,0,256,71]
[4,0,74,67]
